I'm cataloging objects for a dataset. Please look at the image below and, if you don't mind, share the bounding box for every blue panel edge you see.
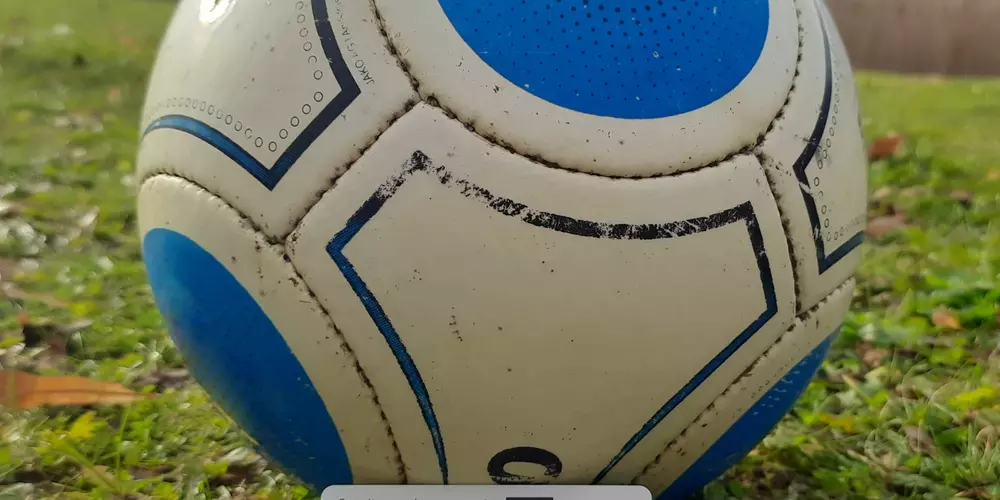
[142,227,353,488]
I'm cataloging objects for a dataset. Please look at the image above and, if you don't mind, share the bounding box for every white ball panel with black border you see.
[288,103,797,485]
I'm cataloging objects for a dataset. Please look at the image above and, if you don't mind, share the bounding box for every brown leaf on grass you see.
[0,370,151,410]
[976,426,997,453]
[2,261,70,310]
[950,190,974,208]
[868,134,904,161]
[207,448,268,488]
[129,464,176,481]
[957,489,991,499]
[76,207,100,231]
[107,87,122,104]
[871,186,894,200]
[81,465,117,489]
[932,307,962,330]
[134,368,190,392]
[0,200,22,219]
[11,468,51,483]
[895,385,919,400]
[854,341,888,367]
[117,35,140,51]
[986,169,1000,182]
[208,460,267,488]
[17,313,88,355]
[905,426,935,454]
[0,258,19,282]
[866,214,907,239]
[899,186,929,199]
[2,284,71,309]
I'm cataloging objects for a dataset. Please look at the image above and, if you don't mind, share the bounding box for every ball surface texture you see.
[136,0,867,498]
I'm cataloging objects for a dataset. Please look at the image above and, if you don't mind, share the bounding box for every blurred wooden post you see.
[825,0,1000,76]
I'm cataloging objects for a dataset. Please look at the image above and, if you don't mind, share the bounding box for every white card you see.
[321,485,652,500]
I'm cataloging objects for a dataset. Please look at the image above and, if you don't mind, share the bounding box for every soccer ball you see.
[136,0,867,497]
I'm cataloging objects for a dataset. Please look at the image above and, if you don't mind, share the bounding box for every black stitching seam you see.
[754,0,809,313]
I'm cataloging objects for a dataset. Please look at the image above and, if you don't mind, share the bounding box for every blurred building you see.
[828,0,1000,76]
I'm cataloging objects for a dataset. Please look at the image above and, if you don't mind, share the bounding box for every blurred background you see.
[831,0,1000,77]
[1,1,998,499]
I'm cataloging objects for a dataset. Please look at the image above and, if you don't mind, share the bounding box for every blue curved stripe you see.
[141,0,360,191]
[326,192,449,483]
[145,115,273,185]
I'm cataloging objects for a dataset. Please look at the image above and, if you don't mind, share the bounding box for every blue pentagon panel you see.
[143,228,352,487]
[437,0,769,119]
[659,331,838,499]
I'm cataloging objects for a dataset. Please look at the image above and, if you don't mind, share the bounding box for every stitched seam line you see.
[282,98,419,240]
[757,150,805,313]
[630,276,853,484]
[136,98,419,242]
[756,0,811,313]
[141,172,409,482]
[630,1,810,482]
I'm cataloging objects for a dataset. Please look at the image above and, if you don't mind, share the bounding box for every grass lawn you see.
[1,0,999,498]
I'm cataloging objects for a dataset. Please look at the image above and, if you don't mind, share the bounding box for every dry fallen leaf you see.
[987,169,1000,182]
[0,258,19,282]
[2,284,71,309]
[854,341,888,367]
[866,214,907,239]
[117,35,140,51]
[950,190,973,208]
[905,425,935,454]
[895,385,919,400]
[957,489,991,499]
[868,134,904,161]
[932,307,962,330]
[208,460,268,488]
[976,426,997,452]
[0,370,151,410]
[129,464,176,481]
[106,87,122,104]
[17,313,88,355]
[899,186,929,199]
[134,368,191,392]
[871,186,894,200]
[0,200,22,219]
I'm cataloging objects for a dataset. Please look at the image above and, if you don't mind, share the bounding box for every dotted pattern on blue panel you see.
[437,0,769,119]
[143,228,353,488]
